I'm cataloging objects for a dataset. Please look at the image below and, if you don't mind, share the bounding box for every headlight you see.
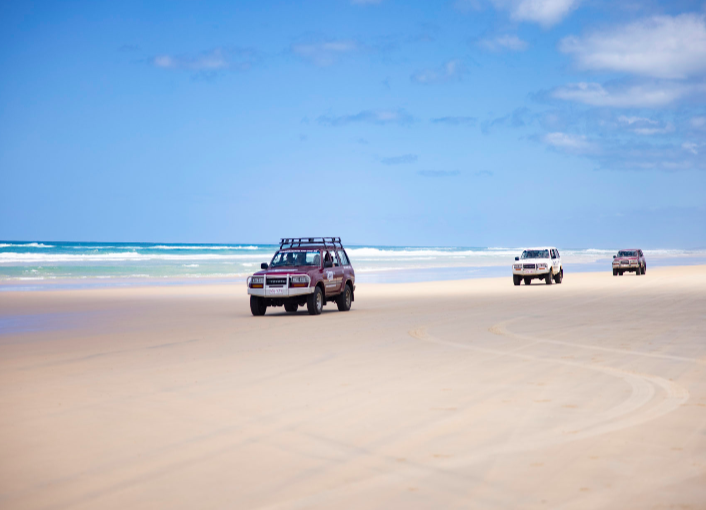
[249,276,264,288]
[290,275,309,287]
[538,263,548,269]
[513,265,522,270]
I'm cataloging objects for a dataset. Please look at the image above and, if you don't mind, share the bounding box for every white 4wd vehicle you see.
[512,247,563,286]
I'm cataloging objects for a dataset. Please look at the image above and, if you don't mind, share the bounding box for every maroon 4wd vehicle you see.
[612,248,646,276]
[247,237,355,316]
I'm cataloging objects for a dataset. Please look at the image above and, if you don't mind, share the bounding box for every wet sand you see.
[1,266,705,509]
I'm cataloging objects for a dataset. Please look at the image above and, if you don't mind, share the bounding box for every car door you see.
[336,250,352,290]
[331,251,345,293]
[550,249,558,273]
[322,250,342,295]
[338,249,353,286]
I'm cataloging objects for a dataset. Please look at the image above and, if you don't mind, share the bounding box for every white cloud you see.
[551,82,699,108]
[691,116,706,129]
[291,40,358,67]
[411,60,464,84]
[152,48,251,71]
[479,35,528,51]
[543,132,591,151]
[318,109,414,126]
[682,142,699,155]
[560,14,706,79]
[618,116,657,126]
[539,136,705,171]
[617,116,674,135]
[492,0,581,27]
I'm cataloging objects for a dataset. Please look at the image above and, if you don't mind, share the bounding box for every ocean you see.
[1,241,705,290]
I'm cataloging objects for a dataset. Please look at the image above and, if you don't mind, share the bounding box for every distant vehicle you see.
[512,247,563,286]
[613,249,646,276]
[247,237,355,316]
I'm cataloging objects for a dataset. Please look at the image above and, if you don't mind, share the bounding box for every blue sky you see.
[1,0,705,248]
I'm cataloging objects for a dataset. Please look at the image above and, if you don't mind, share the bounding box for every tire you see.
[284,303,298,313]
[337,284,352,311]
[636,266,642,276]
[619,271,623,276]
[524,277,531,285]
[643,264,646,274]
[613,269,618,276]
[554,268,563,284]
[513,275,521,286]
[250,296,267,316]
[307,286,323,315]
[545,270,553,285]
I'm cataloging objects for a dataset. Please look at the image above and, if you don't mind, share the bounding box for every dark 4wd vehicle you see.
[247,237,355,316]
[613,248,646,276]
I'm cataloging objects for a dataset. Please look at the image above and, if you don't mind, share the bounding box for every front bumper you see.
[512,266,551,276]
[613,262,638,269]
[248,286,314,298]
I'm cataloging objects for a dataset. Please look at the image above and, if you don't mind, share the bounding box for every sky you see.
[1,0,705,248]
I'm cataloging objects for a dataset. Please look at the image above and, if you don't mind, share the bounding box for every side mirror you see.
[324,260,333,268]
[261,263,268,269]
[514,257,519,261]
[613,255,616,259]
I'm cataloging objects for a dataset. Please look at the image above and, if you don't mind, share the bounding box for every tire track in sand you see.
[257,326,688,510]
[489,318,706,365]
[408,324,689,447]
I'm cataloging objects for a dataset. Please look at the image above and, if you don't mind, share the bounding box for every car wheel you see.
[643,264,646,274]
[307,286,323,315]
[524,277,531,285]
[636,265,642,276]
[250,296,267,316]
[613,269,618,276]
[554,268,563,284]
[337,284,352,311]
[513,275,521,286]
[619,271,623,276]
[284,303,298,313]
[545,270,553,285]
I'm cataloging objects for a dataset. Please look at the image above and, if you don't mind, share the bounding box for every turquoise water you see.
[1,241,705,287]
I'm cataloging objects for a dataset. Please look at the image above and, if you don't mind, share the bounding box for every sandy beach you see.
[1,266,705,509]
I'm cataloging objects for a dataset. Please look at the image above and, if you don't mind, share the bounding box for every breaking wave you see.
[0,243,55,248]
[0,252,263,263]
[152,245,262,250]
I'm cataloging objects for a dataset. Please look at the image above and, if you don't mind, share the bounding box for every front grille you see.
[621,260,629,265]
[523,264,536,269]
[266,278,287,286]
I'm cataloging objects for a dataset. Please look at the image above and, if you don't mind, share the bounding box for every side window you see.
[551,249,556,259]
[337,250,349,266]
[556,249,560,258]
[325,251,339,267]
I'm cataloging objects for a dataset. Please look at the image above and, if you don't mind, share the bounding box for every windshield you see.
[521,250,550,259]
[270,250,321,268]
[618,250,637,257]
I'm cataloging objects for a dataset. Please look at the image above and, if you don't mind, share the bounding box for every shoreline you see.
[2,257,706,292]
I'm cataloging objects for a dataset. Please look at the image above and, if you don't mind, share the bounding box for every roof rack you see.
[279,237,343,250]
